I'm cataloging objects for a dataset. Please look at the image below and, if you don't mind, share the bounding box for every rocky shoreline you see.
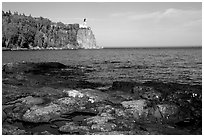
[2,62,202,135]
[2,46,102,51]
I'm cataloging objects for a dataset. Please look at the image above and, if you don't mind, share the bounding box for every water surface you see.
[2,48,202,85]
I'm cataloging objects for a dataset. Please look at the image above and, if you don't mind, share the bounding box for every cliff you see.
[77,28,99,49]
[2,11,101,50]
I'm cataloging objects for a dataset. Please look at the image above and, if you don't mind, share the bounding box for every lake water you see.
[2,48,202,85]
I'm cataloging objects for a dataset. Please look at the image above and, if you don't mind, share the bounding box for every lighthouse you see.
[80,18,88,28]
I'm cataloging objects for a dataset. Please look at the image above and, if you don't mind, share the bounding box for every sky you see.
[2,2,202,47]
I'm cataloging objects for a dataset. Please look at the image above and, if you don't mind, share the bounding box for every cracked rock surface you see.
[2,62,202,135]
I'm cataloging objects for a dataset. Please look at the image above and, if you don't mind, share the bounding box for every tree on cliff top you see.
[2,10,80,49]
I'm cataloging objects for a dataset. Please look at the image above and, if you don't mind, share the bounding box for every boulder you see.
[5,96,47,121]
[34,87,65,98]
[152,107,163,119]
[39,131,53,135]
[157,104,178,118]
[121,100,147,116]
[112,81,135,92]
[8,96,44,106]
[2,111,7,122]
[59,122,89,134]
[81,89,109,103]
[96,105,116,115]
[3,62,67,74]
[108,90,135,103]
[22,97,81,123]
[86,115,115,125]
[22,103,62,123]
[15,74,27,81]
[89,131,136,135]
[114,108,127,117]
[133,86,161,100]
[63,90,84,98]
[2,125,29,135]
[91,123,116,132]
[121,100,149,119]
[21,96,44,105]
[86,112,116,132]
[22,88,111,123]
[63,89,109,103]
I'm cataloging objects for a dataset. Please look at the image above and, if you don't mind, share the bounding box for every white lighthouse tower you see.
[80,18,88,28]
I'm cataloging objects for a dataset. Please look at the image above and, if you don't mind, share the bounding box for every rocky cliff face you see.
[44,24,99,50]
[2,11,100,50]
[77,28,98,49]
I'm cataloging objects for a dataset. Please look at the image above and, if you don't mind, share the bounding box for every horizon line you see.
[102,46,202,49]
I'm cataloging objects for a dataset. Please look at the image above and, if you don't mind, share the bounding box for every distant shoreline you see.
[2,46,201,51]
[2,47,103,51]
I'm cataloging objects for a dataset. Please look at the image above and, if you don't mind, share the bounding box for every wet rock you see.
[157,104,178,118]
[22,103,62,123]
[2,124,29,135]
[152,107,163,119]
[55,96,87,107]
[108,90,134,103]
[3,106,13,117]
[2,111,7,122]
[81,89,109,102]
[59,122,89,134]
[50,124,59,129]
[76,80,104,89]
[112,118,136,131]
[39,131,53,135]
[33,130,53,135]
[15,73,27,81]
[175,118,197,129]
[3,62,66,74]
[112,81,135,92]
[96,86,111,91]
[133,86,161,100]
[7,102,36,121]
[7,96,44,106]
[2,86,28,104]
[3,104,26,121]
[91,123,116,132]
[145,123,190,135]
[63,89,109,103]
[86,115,115,125]
[89,131,136,135]
[6,118,14,124]
[3,63,23,73]
[96,105,116,115]
[121,100,147,117]
[34,87,65,99]
[3,62,67,73]
[60,111,97,119]
[2,61,202,135]
[22,96,87,123]
[85,110,117,132]
[114,108,127,117]
[63,90,84,98]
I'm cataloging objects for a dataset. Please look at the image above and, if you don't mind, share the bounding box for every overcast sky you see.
[2,2,202,47]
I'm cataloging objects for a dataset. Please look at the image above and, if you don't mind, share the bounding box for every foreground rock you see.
[2,125,30,135]
[2,62,202,135]
[59,122,89,134]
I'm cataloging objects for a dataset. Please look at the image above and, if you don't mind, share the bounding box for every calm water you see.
[2,48,202,85]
